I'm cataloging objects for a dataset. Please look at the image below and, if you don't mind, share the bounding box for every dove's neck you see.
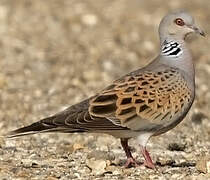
[158,37,195,90]
[160,39,183,58]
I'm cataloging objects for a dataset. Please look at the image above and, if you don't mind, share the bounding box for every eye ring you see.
[174,18,185,26]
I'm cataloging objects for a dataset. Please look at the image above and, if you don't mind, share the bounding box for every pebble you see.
[168,143,186,151]
[81,14,98,26]
[0,74,7,88]
[87,150,115,161]
[86,158,107,175]
[143,41,155,52]
[106,165,122,175]
[0,137,5,148]
[47,177,59,180]
[196,155,210,173]
[191,112,206,124]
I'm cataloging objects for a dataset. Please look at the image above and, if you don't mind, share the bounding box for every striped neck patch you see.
[161,40,182,58]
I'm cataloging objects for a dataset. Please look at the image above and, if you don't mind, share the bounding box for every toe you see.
[124,158,139,168]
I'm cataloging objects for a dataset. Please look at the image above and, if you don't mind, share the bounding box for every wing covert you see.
[89,68,192,129]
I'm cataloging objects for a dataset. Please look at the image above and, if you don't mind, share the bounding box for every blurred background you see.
[0,0,209,179]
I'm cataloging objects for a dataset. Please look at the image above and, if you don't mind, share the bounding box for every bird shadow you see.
[113,159,196,169]
[156,160,196,168]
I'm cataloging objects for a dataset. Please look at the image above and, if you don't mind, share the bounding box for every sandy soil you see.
[0,0,210,179]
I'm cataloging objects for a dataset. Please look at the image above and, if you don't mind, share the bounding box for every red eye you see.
[174,18,185,26]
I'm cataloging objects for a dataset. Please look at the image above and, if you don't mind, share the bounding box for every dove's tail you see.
[6,99,92,138]
[6,116,85,138]
[6,117,54,138]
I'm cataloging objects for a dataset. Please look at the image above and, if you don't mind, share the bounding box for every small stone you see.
[207,161,210,173]
[47,176,59,180]
[0,5,7,20]
[156,157,175,166]
[0,74,7,88]
[143,41,155,51]
[168,143,186,151]
[34,89,43,98]
[81,14,98,26]
[171,174,185,179]
[196,155,210,173]
[61,143,84,154]
[103,60,114,72]
[21,159,32,167]
[73,173,81,179]
[191,112,206,124]
[191,174,210,180]
[0,137,5,148]
[31,162,40,168]
[123,168,133,176]
[73,143,84,152]
[86,158,107,175]
[112,169,122,175]
[16,170,30,178]
[87,150,115,161]
[106,165,122,175]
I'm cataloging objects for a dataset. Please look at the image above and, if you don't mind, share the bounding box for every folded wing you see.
[89,67,192,130]
[7,67,192,138]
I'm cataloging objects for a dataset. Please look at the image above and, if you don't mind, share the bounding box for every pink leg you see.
[140,145,155,169]
[120,138,138,168]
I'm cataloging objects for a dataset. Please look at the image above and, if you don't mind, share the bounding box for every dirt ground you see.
[0,0,210,179]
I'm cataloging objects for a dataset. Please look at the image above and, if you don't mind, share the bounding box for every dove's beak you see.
[192,25,205,37]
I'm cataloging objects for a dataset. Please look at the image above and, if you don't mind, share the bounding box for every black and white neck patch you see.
[161,40,182,58]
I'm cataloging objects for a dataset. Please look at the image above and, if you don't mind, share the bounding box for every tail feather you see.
[6,116,87,138]
[6,99,92,138]
[6,116,61,138]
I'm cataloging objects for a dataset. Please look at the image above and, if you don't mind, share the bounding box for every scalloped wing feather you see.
[89,68,192,130]
[7,68,192,138]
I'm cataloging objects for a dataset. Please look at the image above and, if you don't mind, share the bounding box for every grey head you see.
[159,10,205,43]
[156,10,205,62]
[151,10,205,92]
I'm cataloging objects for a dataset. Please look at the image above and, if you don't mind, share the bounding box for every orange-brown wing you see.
[89,68,192,130]
[7,68,192,138]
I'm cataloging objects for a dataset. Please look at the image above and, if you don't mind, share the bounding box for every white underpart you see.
[136,132,153,147]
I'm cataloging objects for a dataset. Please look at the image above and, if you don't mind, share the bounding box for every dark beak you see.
[192,25,205,37]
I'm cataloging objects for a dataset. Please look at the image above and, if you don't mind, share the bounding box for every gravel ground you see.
[0,0,210,179]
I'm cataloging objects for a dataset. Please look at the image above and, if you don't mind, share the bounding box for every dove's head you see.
[159,10,205,41]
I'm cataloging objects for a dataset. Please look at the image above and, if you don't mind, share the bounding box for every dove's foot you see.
[140,146,155,169]
[124,157,139,168]
[121,138,138,168]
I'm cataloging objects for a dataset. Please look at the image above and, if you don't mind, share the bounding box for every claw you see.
[142,160,155,169]
[124,157,139,168]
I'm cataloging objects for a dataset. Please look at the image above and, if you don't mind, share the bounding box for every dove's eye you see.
[174,18,185,26]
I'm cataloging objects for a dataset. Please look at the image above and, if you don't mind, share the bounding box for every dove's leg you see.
[140,145,155,169]
[120,138,138,168]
